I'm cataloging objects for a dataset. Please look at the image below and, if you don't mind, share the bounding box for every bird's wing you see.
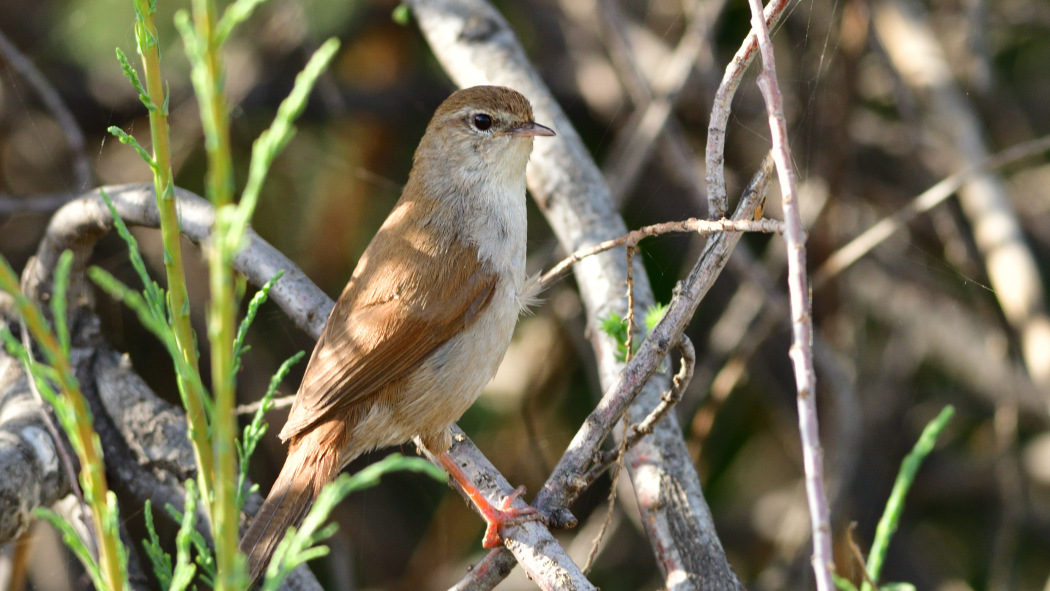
[278,236,497,442]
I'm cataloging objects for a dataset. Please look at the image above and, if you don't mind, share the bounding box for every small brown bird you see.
[240,86,555,584]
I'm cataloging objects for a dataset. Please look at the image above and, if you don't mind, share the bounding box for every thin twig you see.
[598,0,722,204]
[705,0,790,217]
[582,415,628,574]
[234,393,296,416]
[846,523,879,591]
[586,336,695,483]
[743,0,833,588]
[0,30,93,190]
[624,246,636,364]
[541,217,784,287]
[812,133,1050,289]
[583,245,639,573]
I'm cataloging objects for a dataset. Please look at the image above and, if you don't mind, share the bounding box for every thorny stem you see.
[744,0,833,589]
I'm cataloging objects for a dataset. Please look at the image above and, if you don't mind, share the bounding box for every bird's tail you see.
[240,421,346,586]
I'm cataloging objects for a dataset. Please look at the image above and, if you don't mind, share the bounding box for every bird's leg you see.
[437,451,543,548]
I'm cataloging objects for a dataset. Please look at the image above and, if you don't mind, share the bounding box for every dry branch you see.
[874,0,1050,388]
[743,0,833,587]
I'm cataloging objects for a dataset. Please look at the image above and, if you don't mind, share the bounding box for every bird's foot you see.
[436,452,545,548]
[478,485,544,548]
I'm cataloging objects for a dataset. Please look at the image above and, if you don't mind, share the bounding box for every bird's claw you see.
[480,486,545,548]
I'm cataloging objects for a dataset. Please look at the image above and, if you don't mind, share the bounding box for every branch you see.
[874,0,1050,387]
[705,0,790,217]
[743,0,833,588]
[541,217,785,287]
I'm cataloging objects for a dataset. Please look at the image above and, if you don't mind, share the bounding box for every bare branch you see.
[874,0,1050,387]
[706,0,791,217]
[541,218,785,287]
[813,134,1050,290]
[586,336,695,483]
[743,0,833,588]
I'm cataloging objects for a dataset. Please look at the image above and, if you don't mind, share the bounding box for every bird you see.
[239,85,556,584]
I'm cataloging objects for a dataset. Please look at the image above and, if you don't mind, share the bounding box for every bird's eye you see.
[472,113,493,131]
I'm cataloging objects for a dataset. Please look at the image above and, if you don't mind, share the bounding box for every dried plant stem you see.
[586,337,695,483]
[541,218,784,287]
[706,0,790,217]
[812,133,1050,289]
[582,416,628,574]
[583,246,639,573]
[624,246,636,363]
[743,0,832,589]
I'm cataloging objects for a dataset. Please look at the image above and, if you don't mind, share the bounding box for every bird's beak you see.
[501,121,556,138]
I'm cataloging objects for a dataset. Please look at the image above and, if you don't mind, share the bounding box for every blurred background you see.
[2,0,1050,589]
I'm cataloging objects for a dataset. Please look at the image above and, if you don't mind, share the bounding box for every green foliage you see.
[169,480,200,591]
[232,270,284,375]
[115,47,154,111]
[259,454,445,591]
[89,266,210,410]
[216,0,272,44]
[392,3,411,25]
[643,302,667,332]
[835,406,954,591]
[144,481,201,591]
[599,302,668,362]
[237,349,306,509]
[600,311,630,362]
[99,189,167,318]
[108,126,156,170]
[143,500,174,588]
[166,497,217,587]
[231,38,341,252]
[51,250,73,356]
